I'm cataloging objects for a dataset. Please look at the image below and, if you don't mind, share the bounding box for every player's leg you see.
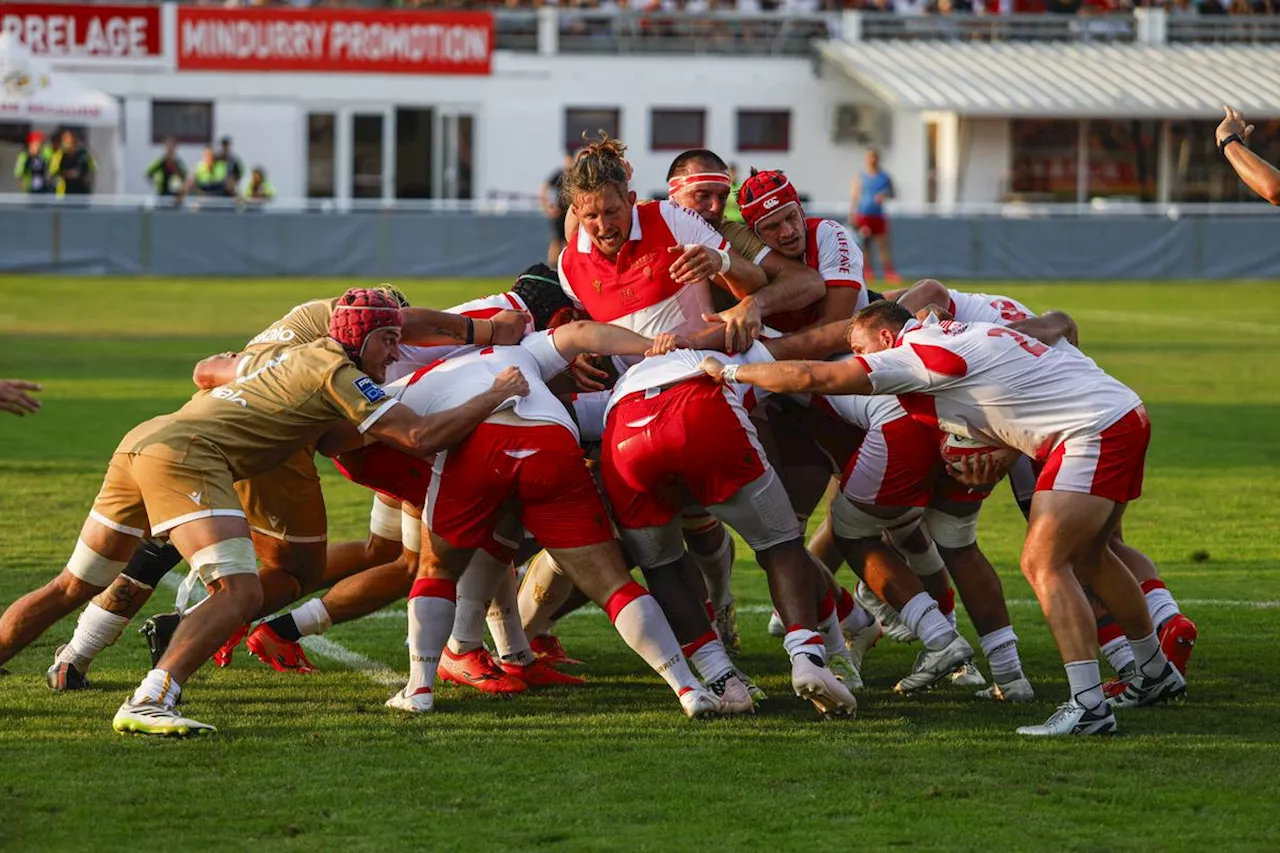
[0,452,150,670]
[48,538,183,690]
[485,552,583,688]
[680,509,738,657]
[438,541,529,695]
[925,504,1033,702]
[873,227,899,283]
[1109,523,1197,676]
[518,549,583,663]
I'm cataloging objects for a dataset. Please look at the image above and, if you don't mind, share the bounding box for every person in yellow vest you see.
[241,165,275,207]
[49,130,96,196]
[187,147,229,198]
[14,132,54,195]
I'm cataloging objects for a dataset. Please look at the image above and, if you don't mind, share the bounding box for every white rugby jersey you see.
[810,219,866,299]
[605,341,777,420]
[856,318,1142,459]
[558,200,727,344]
[384,330,578,440]
[945,289,1035,326]
[387,292,535,384]
[818,356,909,431]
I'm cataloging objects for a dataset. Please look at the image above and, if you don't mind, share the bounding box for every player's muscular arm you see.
[895,279,950,317]
[550,321,669,361]
[400,308,524,348]
[366,367,530,457]
[702,357,873,396]
[1008,311,1079,347]
[193,353,244,389]
[703,257,827,351]
[807,286,863,330]
[760,320,852,361]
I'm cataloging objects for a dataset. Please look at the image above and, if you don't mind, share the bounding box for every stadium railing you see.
[494,8,1280,53]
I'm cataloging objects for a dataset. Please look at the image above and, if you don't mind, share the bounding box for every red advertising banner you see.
[0,3,162,60]
[177,7,492,75]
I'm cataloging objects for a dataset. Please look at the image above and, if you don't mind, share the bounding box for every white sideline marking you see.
[1069,309,1280,337]
[358,597,1280,621]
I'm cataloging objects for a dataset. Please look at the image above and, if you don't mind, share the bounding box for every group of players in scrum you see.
[0,135,1197,738]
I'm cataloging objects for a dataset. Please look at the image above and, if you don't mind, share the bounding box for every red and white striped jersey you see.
[387,291,534,384]
[384,330,579,440]
[558,200,727,343]
[855,317,1142,460]
[818,356,909,433]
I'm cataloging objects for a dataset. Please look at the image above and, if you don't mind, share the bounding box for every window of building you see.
[1009,119,1079,202]
[651,109,706,151]
[1085,119,1158,202]
[306,112,335,199]
[736,110,790,152]
[151,100,213,145]
[565,108,620,152]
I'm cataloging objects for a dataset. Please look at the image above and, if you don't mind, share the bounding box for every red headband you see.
[738,170,801,230]
[667,172,732,194]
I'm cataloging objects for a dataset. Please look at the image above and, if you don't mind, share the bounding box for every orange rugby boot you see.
[529,634,583,666]
[211,623,249,668]
[438,647,527,695]
[1159,614,1198,675]
[500,658,586,687]
[246,624,316,674]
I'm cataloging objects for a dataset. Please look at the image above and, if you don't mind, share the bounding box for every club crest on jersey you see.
[354,376,387,404]
[592,278,603,293]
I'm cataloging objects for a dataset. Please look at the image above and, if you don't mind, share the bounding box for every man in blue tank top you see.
[848,148,900,283]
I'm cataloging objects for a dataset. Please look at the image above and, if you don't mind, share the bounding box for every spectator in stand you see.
[188,146,230,200]
[242,165,276,207]
[849,147,900,283]
[540,152,573,268]
[145,138,188,203]
[14,132,54,195]
[50,130,95,197]
[216,135,245,198]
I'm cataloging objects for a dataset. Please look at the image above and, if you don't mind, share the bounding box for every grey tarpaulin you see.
[0,208,1275,280]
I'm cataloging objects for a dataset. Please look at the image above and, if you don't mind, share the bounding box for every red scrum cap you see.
[738,169,802,231]
[329,288,403,362]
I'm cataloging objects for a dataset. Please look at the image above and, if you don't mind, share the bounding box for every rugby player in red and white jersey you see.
[593,331,859,717]
[703,300,1187,736]
[250,267,587,691]
[343,320,727,718]
[888,278,1198,695]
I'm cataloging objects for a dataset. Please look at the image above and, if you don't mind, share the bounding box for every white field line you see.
[1069,309,1280,337]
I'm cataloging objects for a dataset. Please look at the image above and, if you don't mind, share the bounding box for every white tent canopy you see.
[0,32,122,194]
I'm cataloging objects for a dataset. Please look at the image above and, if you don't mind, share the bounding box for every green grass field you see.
[1,278,1278,852]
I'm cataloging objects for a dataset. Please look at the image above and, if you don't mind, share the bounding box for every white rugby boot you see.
[855,582,917,643]
[113,700,216,737]
[976,676,1036,703]
[827,646,864,691]
[845,614,882,672]
[1107,661,1186,709]
[766,610,787,638]
[791,653,857,718]
[894,634,974,694]
[949,661,987,688]
[1017,700,1117,737]
[386,686,435,713]
[680,687,725,719]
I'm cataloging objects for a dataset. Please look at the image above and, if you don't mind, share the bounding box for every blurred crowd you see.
[144,135,275,208]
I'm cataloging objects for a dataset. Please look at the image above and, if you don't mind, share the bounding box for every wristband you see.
[720,363,740,383]
[1219,133,1244,153]
[464,316,475,345]
[717,248,731,274]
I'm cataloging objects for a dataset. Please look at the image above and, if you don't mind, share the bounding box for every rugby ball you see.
[940,433,1000,466]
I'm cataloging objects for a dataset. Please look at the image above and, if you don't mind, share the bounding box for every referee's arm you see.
[1218,105,1280,206]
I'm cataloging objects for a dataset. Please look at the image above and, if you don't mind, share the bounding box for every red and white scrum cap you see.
[738,169,801,231]
[667,171,732,195]
[330,288,404,362]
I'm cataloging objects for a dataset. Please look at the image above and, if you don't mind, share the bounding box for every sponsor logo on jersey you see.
[354,376,387,404]
[246,326,298,347]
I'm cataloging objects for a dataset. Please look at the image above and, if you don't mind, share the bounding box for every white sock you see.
[818,610,846,659]
[683,631,734,683]
[607,582,702,696]
[899,592,955,651]
[978,625,1023,683]
[292,598,332,638]
[1129,631,1169,679]
[1064,659,1105,711]
[688,529,734,610]
[783,628,827,663]
[1143,583,1181,630]
[944,610,958,630]
[407,579,456,693]
[449,551,508,654]
[130,668,181,708]
[487,570,534,665]
[1101,636,1134,675]
[841,600,875,634]
[64,604,130,671]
